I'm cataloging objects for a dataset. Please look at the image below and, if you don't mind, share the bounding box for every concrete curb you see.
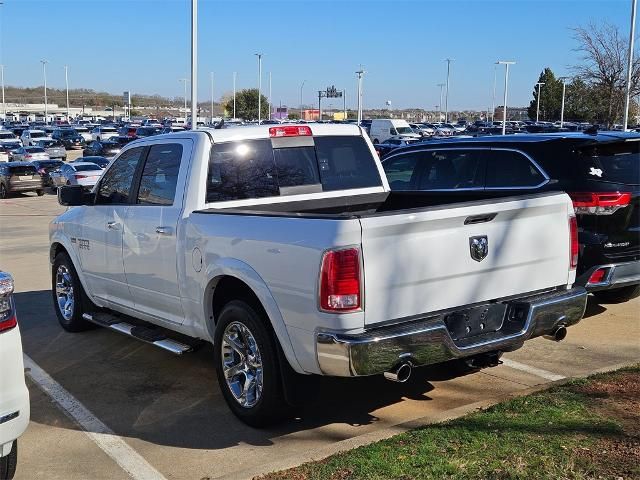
[222,360,638,480]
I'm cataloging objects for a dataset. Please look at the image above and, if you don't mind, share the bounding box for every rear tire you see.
[0,184,8,199]
[0,440,17,480]
[592,284,640,303]
[213,300,285,427]
[52,252,94,332]
[36,190,44,196]
[373,138,379,144]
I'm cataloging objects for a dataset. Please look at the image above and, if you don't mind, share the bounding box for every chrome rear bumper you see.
[316,287,587,377]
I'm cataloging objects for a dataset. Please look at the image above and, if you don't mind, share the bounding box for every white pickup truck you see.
[50,124,588,426]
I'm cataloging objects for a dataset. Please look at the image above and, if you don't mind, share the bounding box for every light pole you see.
[623,0,638,130]
[356,67,365,124]
[491,64,497,122]
[179,78,188,120]
[444,58,453,123]
[496,61,515,136]
[233,72,237,119]
[190,0,197,129]
[343,89,347,120]
[255,53,263,123]
[300,80,305,120]
[559,77,568,128]
[437,83,445,121]
[64,65,70,121]
[1,65,5,121]
[210,71,214,124]
[535,82,545,123]
[268,71,272,120]
[40,60,48,125]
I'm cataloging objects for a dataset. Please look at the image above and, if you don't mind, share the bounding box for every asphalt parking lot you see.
[0,193,638,480]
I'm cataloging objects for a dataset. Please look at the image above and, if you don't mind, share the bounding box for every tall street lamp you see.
[300,80,305,120]
[623,0,638,130]
[190,0,197,129]
[535,82,545,123]
[64,65,70,121]
[268,71,272,120]
[444,58,453,123]
[491,64,497,122]
[496,61,516,136]
[210,71,214,124]
[437,83,445,121]
[255,53,263,123]
[233,72,237,119]
[179,78,188,119]
[1,65,5,121]
[356,67,365,124]
[40,60,48,124]
[559,77,568,128]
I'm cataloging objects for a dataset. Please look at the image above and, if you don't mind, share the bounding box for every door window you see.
[136,143,183,205]
[95,147,145,204]
[486,150,546,188]
[382,153,420,190]
[417,149,486,190]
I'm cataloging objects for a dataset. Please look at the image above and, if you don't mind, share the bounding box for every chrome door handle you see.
[155,226,172,235]
[106,221,120,230]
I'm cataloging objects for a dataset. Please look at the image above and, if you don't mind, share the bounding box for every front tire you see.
[0,184,8,199]
[592,284,640,303]
[213,300,285,427]
[52,252,94,332]
[0,440,17,480]
[36,189,44,196]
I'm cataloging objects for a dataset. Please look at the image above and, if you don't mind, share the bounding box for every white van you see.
[369,119,421,144]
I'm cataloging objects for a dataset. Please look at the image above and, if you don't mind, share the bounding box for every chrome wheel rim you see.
[221,321,263,408]
[55,265,74,321]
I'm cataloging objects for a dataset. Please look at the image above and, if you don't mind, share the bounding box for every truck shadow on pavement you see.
[15,289,485,451]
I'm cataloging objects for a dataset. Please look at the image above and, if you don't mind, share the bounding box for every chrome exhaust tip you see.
[384,362,412,383]
[544,325,567,342]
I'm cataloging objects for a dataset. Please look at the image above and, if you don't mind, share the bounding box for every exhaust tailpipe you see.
[384,362,412,383]
[544,325,567,342]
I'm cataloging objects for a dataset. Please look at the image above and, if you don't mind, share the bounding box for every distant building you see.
[494,106,529,121]
[302,109,320,121]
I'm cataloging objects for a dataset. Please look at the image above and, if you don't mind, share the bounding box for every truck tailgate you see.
[360,193,573,326]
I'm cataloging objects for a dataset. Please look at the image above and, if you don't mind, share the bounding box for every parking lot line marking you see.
[501,358,566,381]
[23,354,167,480]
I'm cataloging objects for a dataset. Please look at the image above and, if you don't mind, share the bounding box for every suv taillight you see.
[0,272,17,333]
[569,215,579,270]
[319,248,361,312]
[569,192,631,215]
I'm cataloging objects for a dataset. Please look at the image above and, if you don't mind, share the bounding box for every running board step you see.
[82,313,193,355]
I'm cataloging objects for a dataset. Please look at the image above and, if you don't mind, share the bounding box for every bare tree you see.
[572,21,640,125]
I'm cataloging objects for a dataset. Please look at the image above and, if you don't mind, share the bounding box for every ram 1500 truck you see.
[50,124,588,426]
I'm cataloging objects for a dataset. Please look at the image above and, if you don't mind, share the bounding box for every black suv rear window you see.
[577,141,640,185]
[206,136,382,203]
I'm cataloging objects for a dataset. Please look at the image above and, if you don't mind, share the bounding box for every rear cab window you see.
[206,135,382,203]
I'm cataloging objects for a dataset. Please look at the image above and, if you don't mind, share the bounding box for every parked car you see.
[49,162,103,190]
[381,131,640,302]
[0,146,12,163]
[0,162,45,197]
[160,126,186,134]
[73,126,93,143]
[369,119,421,144]
[374,137,422,157]
[90,125,119,142]
[30,159,65,188]
[51,128,86,149]
[0,131,21,146]
[10,147,50,162]
[82,140,122,158]
[118,125,139,138]
[51,124,587,426]
[20,129,49,146]
[134,126,161,138]
[71,156,110,169]
[410,123,436,138]
[34,140,66,160]
[0,272,30,480]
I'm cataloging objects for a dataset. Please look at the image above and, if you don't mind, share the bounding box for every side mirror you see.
[58,185,94,206]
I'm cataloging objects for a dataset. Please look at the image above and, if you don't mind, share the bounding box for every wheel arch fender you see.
[49,236,98,306]
[203,257,305,374]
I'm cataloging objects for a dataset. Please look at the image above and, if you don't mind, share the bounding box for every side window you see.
[383,153,420,190]
[417,150,486,190]
[96,147,145,204]
[486,150,546,188]
[207,139,278,202]
[136,143,182,206]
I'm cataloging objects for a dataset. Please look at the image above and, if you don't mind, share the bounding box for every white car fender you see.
[202,257,305,374]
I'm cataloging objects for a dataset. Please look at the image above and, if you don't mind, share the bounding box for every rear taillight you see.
[0,272,17,333]
[75,174,87,179]
[319,248,361,312]
[269,125,312,137]
[569,192,631,215]
[25,154,32,159]
[37,167,46,175]
[569,215,579,270]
